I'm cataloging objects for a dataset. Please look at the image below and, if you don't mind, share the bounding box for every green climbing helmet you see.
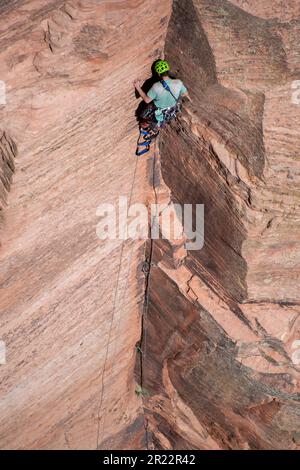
[155,59,170,75]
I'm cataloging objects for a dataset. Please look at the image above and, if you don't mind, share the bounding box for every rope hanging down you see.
[96,150,139,450]
[96,134,159,450]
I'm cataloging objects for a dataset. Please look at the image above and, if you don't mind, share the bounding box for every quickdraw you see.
[136,128,159,156]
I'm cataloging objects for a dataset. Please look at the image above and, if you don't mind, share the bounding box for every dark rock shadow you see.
[134,60,161,123]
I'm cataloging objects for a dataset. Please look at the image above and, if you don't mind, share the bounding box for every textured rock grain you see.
[1,0,300,451]
[142,0,300,450]
[0,0,172,449]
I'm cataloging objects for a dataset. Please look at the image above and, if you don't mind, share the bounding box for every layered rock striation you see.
[0,0,300,450]
[142,0,300,450]
[0,0,172,449]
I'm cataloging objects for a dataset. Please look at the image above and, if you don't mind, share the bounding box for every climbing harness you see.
[160,102,182,125]
[159,79,182,124]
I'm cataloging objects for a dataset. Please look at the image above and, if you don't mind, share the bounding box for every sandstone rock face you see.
[143,0,300,450]
[1,0,300,451]
[0,0,172,449]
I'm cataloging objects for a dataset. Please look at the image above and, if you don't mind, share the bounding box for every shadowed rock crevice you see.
[166,0,268,181]
[144,261,300,450]
[160,122,248,302]
[0,0,299,451]
[141,0,300,450]
[0,0,173,450]
[0,132,17,233]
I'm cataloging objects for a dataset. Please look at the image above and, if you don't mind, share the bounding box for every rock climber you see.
[134,59,189,131]
[133,59,190,155]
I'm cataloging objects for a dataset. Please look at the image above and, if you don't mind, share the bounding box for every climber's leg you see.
[136,127,152,156]
[136,123,159,156]
[136,139,151,156]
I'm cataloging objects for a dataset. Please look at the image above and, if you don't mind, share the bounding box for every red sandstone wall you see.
[0,0,299,451]
[142,0,300,450]
[0,0,172,449]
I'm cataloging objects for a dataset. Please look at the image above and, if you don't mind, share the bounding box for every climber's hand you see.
[133,79,151,103]
[133,79,142,90]
[182,92,192,102]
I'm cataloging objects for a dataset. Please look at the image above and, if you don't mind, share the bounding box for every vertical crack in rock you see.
[1,0,300,451]
[0,0,173,450]
[141,0,300,450]
[0,132,17,236]
[138,138,160,450]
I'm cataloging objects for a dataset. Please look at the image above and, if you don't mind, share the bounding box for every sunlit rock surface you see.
[0,0,172,449]
[0,0,300,450]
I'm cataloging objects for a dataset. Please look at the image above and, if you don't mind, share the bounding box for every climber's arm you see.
[133,79,153,104]
[140,90,153,104]
[180,82,191,102]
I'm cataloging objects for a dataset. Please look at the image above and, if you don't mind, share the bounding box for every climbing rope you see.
[96,50,168,450]
[96,134,160,451]
[112,129,160,360]
[96,131,160,449]
[118,138,160,451]
[96,146,140,450]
